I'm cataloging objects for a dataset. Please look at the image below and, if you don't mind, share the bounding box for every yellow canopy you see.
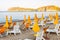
[41,14,44,21]
[49,14,53,20]
[27,15,31,24]
[32,22,40,32]
[10,16,12,24]
[24,15,26,22]
[4,16,9,28]
[34,14,38,23]
[54,12,58,25]
[55,12,58,20]
[54,19,58,25]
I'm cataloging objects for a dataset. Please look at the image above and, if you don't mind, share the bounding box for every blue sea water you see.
[0,11,60,23]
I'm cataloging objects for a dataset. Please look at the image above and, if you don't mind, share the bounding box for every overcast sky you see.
[0,0,60,11]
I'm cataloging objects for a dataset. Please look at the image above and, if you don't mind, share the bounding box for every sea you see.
[0,11,60,23]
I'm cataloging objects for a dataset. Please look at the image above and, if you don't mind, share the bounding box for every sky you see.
[0,0,60,11]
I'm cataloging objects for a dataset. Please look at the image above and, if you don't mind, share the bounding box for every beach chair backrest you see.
[13,25,20,32]
[49,25,55,29]
[24,39,33,40]
[41,21,44,24]
[55,24,60,31]
[36,31,44,40]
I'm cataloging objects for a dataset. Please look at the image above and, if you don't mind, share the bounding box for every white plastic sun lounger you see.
[36,31,45,40]
[7,24,21,35]
[46,24,60,36]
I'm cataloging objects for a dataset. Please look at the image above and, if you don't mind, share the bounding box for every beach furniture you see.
[46,20,54,24]
[46,13,60,35]
[20,21,27,31]
[0,27,7,37]
[24,15,26,23]
[34,14,38,23]
[25,22,30,29]
[0,31,7,37]
[38,20,45,26]
[4,16,9,29]
[55,24,60,35]
[32,22,45,40]
[39,14,45,27]
[46,24,60,36]
[20,23,26,31]
[24,39,33,40]
[7,23,21,35]
[36,31,45,40]
[32,22,40,33]
[48,14,53,21]
[29,26,33,29]
[41,14,44,21]
[27,15,31,24]
[10,16,12,24]
[46,17,54,24]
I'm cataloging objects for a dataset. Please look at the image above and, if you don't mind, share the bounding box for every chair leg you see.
[56,32,59,36]
[20,31,21,33]
[14,33,16,35]
[42,37,45,40]
[6,32,8,35]
[0,34,3,37]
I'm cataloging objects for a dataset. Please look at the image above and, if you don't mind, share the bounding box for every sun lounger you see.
[36,31,45,40]
[24,39,33,40]
[7,24,21,35]
[46,24,60,36]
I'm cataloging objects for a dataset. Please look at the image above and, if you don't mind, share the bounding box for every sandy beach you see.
[0,21,60,40]
[0,27,60,40]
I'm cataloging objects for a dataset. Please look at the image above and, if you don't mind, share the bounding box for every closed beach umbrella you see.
[4,16,9,28]
[41,14,44,21]
[54,20,58,25]
[49,14,53,20]
[27,15,31,24]
[24,15,26,22]
[10,16,12,24]
[32,22,40,32]
[54,12,58,25]
[55,12,58,20]
[0,27,6,34]
[34,14,38,23]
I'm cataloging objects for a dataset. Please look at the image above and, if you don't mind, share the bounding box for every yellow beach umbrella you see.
[34,14,38,23]
[54,12,58,25]
[4,16,9,28]
[10,16,12,24]
[32,22,40,32]
[41,14,44,21]
[27,15,31,24]
[24,15,26,22]
[55,12,58,20]
[54,19,58,25]
[49,14,53,20]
